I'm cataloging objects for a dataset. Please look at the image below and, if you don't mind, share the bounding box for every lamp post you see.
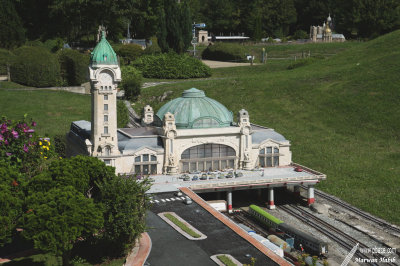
[192,23,206,57]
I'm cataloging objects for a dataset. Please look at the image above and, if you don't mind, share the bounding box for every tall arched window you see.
[105,146,111,156]
[180,144,236,172]
[259,146,279,167]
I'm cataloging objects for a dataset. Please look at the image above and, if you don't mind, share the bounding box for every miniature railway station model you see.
[65,32,329,265]
[66,32,327,212]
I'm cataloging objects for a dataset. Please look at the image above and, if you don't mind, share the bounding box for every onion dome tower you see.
[88,31,121,159]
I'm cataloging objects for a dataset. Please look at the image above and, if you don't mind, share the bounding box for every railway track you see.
[300,185,400,235]
[230,210,270,237]
[280,204,397,266]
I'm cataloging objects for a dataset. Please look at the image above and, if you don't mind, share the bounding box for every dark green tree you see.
[22,186,103,265]
[96,176,151,256]
[0,0,25,48]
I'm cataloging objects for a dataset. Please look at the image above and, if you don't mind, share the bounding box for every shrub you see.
[202,42,247,62]
[121,66,142,101]
[117,100,129,128]
[44,38,64,53]
[58,49,89,86]
[10,46,61,87]
[144,37,162,55]
[133,53,211,79]
[0,49,14,75]
[293,30,309,40]
[116,44,143,65]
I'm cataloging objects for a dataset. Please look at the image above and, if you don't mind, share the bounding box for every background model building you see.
[67,34,292,175]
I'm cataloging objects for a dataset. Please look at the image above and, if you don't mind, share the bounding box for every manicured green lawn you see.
[217,255,236,266]
[164,213,201,238]
[0,90,90,137]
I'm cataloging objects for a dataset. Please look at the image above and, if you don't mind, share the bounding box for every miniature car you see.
[200,174,208,180]
[209,173,216,179]
[175,191,183,197]
[294,167,303,172]
[218,173,225,179]
[192,175,199,181]
[183,175,191,181]
[184,197,192,205]
[226,172,233,178]
[179,174,188,179]
[235,172,244,178]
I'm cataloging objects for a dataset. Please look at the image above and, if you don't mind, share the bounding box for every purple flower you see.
[29,134,32,138]
[0,134,3,141]
[0,124,7,134]
[6,152,12,156]
[4,140,9,145]
[23,123,27,128]
[31,121,37,127]
[23,144,29,153]
[11,130,19,139]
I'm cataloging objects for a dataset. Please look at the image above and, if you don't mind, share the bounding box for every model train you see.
[248,204,328,256]
[237,223,284,258]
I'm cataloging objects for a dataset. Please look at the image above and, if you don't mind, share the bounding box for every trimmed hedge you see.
[0,48,14,75]
[202,42,247,62]
[116,44,144,65]
[10,46,61,87]
[58,49,89,86]
[133,53,211,79]
[121,66,142,101]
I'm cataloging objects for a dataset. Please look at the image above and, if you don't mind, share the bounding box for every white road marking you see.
[165,199,171,202]
[155,200,159,203]
[161,199,166,202]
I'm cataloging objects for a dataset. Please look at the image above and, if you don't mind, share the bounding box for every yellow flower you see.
[46,146,49,151]
[42,146,47,149]
[40,152,43,155]
[59,157,62,159]
[39,141,42,146]
[44,156,47,160]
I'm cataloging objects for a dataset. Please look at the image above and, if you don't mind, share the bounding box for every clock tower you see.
[88,31,121,160]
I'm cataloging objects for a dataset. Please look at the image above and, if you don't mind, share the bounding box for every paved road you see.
[146,192,278,266]
[146,211,214,266]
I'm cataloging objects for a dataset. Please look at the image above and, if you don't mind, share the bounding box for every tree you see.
[0,0,25,49]
[96,176,151,256]
[22,186,103,265]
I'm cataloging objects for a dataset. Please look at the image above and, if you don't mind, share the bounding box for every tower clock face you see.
[99,72,112,84]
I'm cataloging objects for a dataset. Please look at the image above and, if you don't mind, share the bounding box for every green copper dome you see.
[90,32,118,66]
[156,88,233,129]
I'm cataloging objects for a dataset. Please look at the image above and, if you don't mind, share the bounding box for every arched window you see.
[180,144,236,172]
[133,154,157,175]
[259,146,279,167]
[105,146,111,156]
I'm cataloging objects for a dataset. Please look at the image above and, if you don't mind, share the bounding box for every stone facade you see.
[67,35,293,176]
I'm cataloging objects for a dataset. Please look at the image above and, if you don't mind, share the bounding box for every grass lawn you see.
[164,213,201,238]
[0,90,90,137]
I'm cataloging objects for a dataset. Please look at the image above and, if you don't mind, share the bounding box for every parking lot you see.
[146,192,279,266]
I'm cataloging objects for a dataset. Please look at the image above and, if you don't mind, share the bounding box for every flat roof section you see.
[118,127,159,137]
[147,164,325,194]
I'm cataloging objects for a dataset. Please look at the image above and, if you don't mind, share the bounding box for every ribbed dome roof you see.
[90,32,118,66]
[156,88,233,129]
